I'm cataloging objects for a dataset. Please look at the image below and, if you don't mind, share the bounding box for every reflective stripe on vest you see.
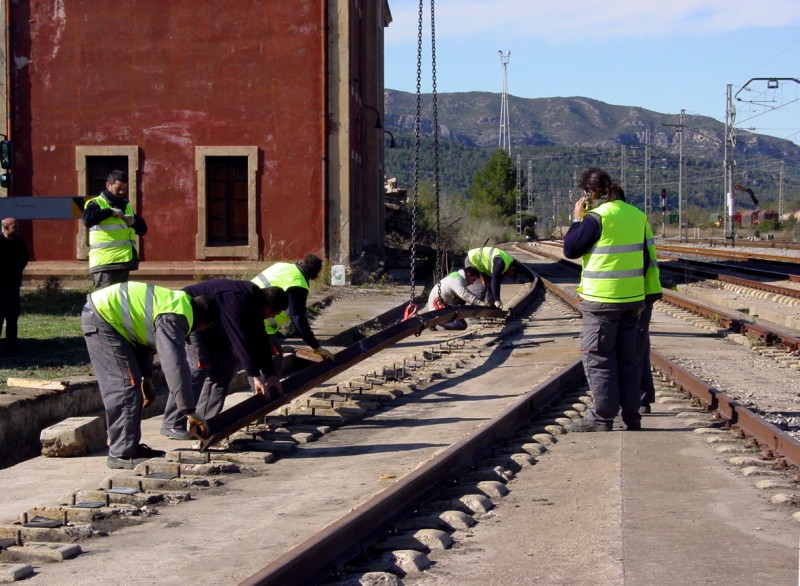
[643,229,662,297]
[90,281,193,348]
[252,262,309,334]
[467,247,512,275]
[88,195,137,269]
[577,201,647,303]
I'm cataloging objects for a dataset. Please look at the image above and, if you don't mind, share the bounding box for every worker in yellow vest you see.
[82,282,219,469]
[82,170,147,290]
[464,246,520,309]
[252,253,334,367]
[563,167,649,433]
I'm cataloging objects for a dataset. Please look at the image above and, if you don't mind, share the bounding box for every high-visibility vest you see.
[88,195,137,269]
[643,222,662,298]
[90,281,193,348]
[466,247,513,275]
[252,262,309,334]
[577,201,646,303]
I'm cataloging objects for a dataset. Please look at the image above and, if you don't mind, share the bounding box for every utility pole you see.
[779,160,785,219]
[644,130,650,216]
[498,51,511,154]
[724,84,736,246]
[678,109,686,242]
[663,111,686,241]
[527,159,533,214]
[620,145,626,193]
[515,154,522,235]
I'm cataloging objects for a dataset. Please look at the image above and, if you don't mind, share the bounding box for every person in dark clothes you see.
[0,218,29,352]
[160,279,288,440]
[252,254,334,364]
[82,170,147,290]
[562,168,651,433]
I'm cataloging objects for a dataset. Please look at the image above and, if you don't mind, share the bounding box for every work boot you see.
[161,427,193,440]
[132,444,166,458]
[107,455,148,470]
[566,419,613,432]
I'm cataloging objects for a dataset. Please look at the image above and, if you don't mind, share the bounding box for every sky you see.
[384,0,800,145]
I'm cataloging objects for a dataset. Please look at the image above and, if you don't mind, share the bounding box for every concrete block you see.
[40,416,106,458]
[5,542,82,561]
[349,550,430,576]
[0,564,33,583]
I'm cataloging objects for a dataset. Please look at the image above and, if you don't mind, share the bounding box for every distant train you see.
[710,210,779,227]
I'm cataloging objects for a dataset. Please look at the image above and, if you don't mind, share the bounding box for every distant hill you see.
[383,89,800,216]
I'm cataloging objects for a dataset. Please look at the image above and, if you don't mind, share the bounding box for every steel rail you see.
[659,261,800,299]
[650,350,800,468]
[237,358,585,586]
[658,255,800,283]
[657,244,800,267]
[200,278,542,451]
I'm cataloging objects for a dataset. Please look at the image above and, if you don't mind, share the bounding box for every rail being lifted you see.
[200,279,541,451]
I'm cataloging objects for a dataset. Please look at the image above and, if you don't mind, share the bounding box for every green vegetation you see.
[0,279,91,386]
[384,90,800,231]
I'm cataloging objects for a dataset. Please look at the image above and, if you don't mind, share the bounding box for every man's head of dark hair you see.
[299,254,323,280]
[260,286,289,313]
[190,295,220,328]
[464,266,480,279]
[107,169,128,184]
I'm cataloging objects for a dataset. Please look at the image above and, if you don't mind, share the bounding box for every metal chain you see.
[409,0,424,305]
[431,0,444,303]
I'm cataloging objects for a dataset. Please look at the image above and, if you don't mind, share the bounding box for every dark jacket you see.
[183,279,276,378]
[0,234,29,287]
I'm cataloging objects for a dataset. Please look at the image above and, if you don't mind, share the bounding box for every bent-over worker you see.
[82,281,219,469]
[464,246,520,309]
[160,279,288,440]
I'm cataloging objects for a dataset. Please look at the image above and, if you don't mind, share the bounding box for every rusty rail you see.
[238,358,584,586]
[650,350,800,468]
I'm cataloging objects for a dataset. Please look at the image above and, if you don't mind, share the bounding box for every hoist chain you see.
[430,0,444,303]
[409,0,424,305]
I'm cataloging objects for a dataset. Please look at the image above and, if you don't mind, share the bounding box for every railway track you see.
[2,246,800,584]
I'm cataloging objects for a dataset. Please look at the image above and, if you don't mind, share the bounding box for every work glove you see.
[187,412,209,439]
[123,215,136,226]
[109,207,124,218]
[480,300,493,307]
[313,347,335,360]
[141,376,156,408]
[494,300,504,310]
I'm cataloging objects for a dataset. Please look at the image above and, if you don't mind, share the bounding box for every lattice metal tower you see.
[498,50,511,154]
[516,154,522,235]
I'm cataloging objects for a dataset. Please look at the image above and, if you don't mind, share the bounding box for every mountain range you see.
[383,89,800,214]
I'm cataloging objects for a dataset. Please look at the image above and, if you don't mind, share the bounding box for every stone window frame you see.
[75,146,140,260]
[195,146,259,260]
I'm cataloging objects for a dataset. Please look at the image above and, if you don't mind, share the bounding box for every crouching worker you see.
[82,282,219,469]
[426,267,489,330]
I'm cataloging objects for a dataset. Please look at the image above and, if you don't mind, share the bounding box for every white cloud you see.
[387,0,800,42]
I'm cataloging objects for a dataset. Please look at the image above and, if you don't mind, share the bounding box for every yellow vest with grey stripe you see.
[578,201,647,303]
[643,222,662,298]
[88,195,137,269]
[252,262,308,334]
[89,282,193,348]
[466,247,513,275]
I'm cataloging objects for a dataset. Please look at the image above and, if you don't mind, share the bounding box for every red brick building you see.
[0,1,391,266]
